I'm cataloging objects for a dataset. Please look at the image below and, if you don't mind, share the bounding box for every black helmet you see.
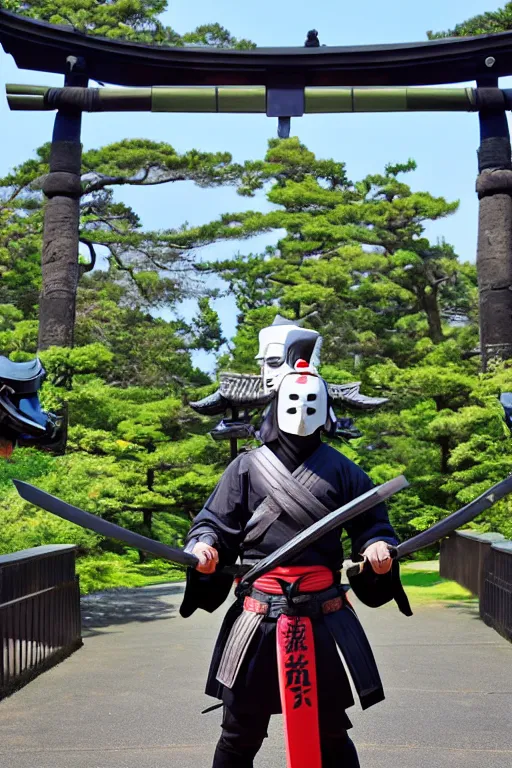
[0,357,63,454]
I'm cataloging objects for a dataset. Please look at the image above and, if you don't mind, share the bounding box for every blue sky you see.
[0,0,507,370]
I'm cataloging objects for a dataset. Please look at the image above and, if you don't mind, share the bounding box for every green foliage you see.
[0,447,55,488]
[192,298,226,352]
[0,139,247,319]
[207,140,474,372]
[0,470,101,556]
[0,383,228,572]
[1,122,512,594]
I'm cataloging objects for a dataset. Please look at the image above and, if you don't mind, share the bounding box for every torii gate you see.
[1,10,512,368]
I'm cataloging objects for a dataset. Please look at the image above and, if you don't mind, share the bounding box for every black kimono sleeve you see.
[341,460,412,617]
[184,455,248,560]
[180,458,247,619]
[341,461,398,559]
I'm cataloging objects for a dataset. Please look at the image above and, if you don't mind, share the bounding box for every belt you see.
[243,585,346,619]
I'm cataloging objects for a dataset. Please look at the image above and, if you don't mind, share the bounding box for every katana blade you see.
[13,474,411,584]
[240,474,409,586]
[13,479,199,569]
[389,473,512,560]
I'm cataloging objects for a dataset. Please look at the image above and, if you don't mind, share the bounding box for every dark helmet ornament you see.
[0,357,63,456]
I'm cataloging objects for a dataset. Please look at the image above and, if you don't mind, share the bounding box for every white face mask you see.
[276,373,328,437]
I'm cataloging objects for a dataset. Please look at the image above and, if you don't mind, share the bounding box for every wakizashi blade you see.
[13,479,199,569]
[240,474,409,586]
[13,475,409,582]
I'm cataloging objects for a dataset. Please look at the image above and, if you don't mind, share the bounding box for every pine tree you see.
[206,140,475,369]
[1,1,255,48]
[428,3,512,38]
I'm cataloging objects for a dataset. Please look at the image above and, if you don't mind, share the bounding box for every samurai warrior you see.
[181,320,411,768]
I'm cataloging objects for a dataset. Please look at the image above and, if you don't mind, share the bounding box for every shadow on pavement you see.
[443,601,482,620]
[81,584,183,634]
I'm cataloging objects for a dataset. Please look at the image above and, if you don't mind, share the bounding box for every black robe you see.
[181,442,398,718]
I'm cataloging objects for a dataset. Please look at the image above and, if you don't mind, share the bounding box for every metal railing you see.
[481,541,512,642]
[440,531,512,643]
[0,545,82,699]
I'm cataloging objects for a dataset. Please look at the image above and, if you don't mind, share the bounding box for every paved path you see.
[0,584,511,768]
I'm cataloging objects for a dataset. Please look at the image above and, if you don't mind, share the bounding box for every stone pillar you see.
[476,83,512,370]
[38,57,87,351]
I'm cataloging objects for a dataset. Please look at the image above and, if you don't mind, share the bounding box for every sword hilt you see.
[222,564,250,577]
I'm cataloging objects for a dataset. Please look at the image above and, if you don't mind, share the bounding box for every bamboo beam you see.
[6,84,494,114]
[7,94,46,110]
[6,83,48,95]
[304,86,477,113]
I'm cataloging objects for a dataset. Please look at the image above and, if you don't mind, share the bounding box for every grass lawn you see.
[400,563,476,604]
[76,553,186,594]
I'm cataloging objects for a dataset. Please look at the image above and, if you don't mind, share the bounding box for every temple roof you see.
[2,11,512,87]
[190,374,387,415]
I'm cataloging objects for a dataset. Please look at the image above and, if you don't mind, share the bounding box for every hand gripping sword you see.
[12,475,408,579]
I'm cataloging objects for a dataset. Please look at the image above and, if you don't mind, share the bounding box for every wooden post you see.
[476,78,512,370]
[38,57,87,351]
[230,407,239,462]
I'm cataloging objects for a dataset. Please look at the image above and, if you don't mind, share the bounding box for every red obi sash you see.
[252,565,334,594]
[251,566,335,768]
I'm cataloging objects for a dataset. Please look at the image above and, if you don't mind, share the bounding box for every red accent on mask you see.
[295,375,309,384]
